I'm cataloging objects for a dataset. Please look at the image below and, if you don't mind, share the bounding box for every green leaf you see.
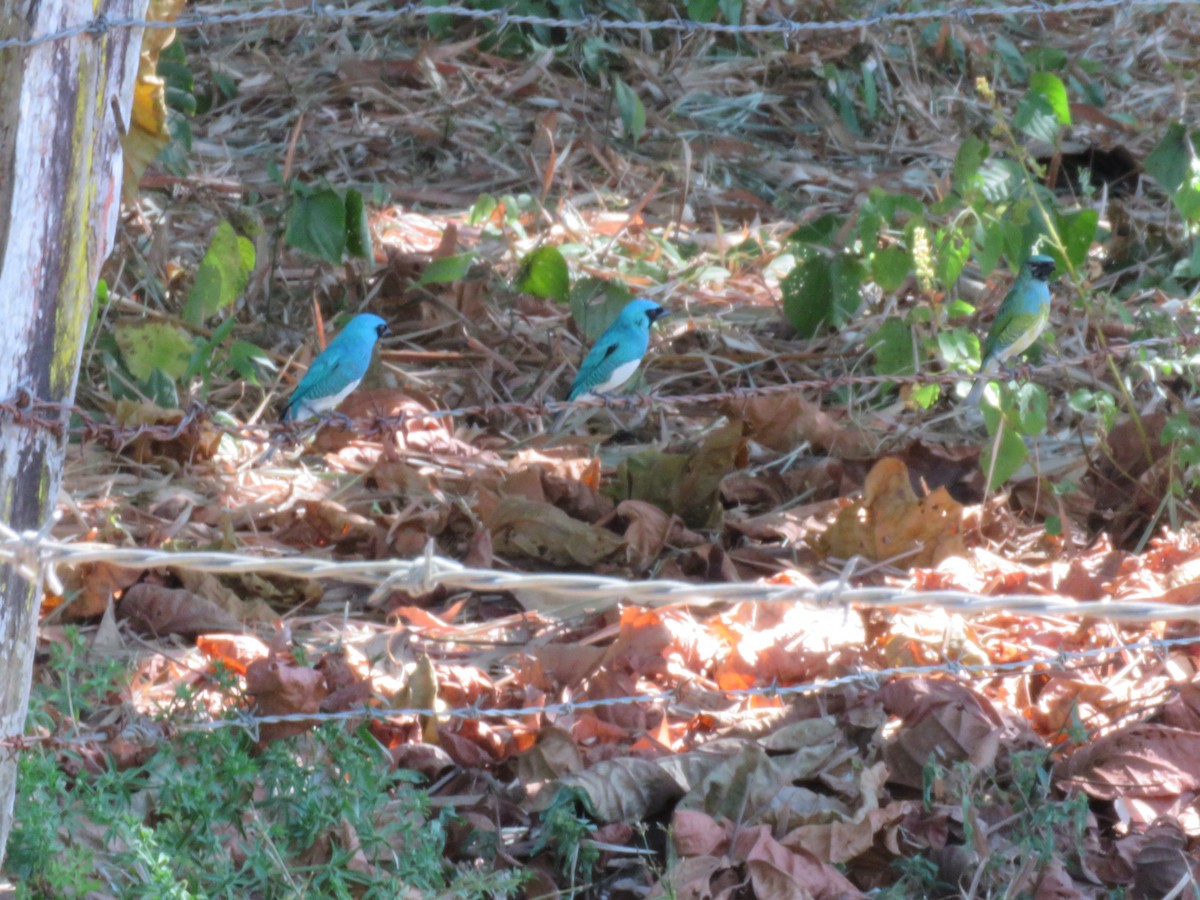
[861,61,877,120]
[285,188,346,264]
[1059,208,1099,271]
[143,367,179,409]
[869,318,916,376]
[870,246,909,293]
[517,246,571,301]
[909,383,940,409]
[952,136,988,195]
[115,321,195,381]
[1014,89,1061,144]
[718,0,742,25]
[1029,72,1071,125]
[781,251,864,338]
[183,221,255,326]
[1045,515,1062,536]
[228,340,272,384]
[344,189,372,259]
[790,213,842,247]
[937,327,978,367]
[685,0,719,22]
[613,77,646,143]
[569,277,635,341]
[468,194,498,226]
[1014,383,1049,434]
[418,252,475,285]
[1145,124,1200,223]
[936,232,970,289]
[980,405,1028,490]
[1145,123,1193,193]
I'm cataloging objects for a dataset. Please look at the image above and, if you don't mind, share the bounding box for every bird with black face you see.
[568,298,668,402]
[283,313,391,422]
[965,255,1055,407]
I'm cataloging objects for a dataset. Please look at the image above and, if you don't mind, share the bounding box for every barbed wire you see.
[0,0,1192,52]
[1,526,1199,623]
[0,335,1181,447]
[3,632,1195,750]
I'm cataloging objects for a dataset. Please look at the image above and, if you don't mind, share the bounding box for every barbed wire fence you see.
[1,0,1196,50]
[3,0,1200,755]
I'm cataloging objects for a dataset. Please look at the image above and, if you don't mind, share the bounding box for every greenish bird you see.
[965,254,1055,407]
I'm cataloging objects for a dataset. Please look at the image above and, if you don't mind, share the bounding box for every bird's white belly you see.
[593,359,641,395]
[295,379,361,420]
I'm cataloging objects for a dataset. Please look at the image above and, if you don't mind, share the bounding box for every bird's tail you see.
[964,376,987,408]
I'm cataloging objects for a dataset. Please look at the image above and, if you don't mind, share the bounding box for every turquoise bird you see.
[283,313,390,421]
[568,298,667,401]
[965,255,1055,407]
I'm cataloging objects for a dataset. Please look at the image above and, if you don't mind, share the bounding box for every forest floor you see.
[8,1,1200,897]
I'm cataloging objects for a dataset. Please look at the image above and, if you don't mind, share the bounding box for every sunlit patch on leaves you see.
[817,457,965,568]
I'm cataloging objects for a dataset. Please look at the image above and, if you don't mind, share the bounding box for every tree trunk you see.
[0,0,144,865]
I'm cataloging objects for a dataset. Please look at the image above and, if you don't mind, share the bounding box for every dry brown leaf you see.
[117,583,241,637]
[720,391,876,458]
[1057,723,1200,809]
[880,679,1011,789]
[734,826,865,899]
[817,457,965,567]
[489,495,623,568]
[245,655,329,742]
[535,757,685,823]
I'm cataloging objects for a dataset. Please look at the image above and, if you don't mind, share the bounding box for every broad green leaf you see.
[937,327,978,367]
[869,318,916,376]
[517,246,571,302]
[344,188,372,259]
[952,136,988,195]
[228,340,272,384]
[468,194,498,226]
[718,0,742,25]
[143,367,179,409]
[1059,208,1099,270]
[685,0,719,22]
[417,251,475,285]
[1029,72,1071,125]
[980,403,1028,490]
[974,218,1006,275]
[978,158,1023,203]
[285,188,346,264]
[1014,383,1049,434]
[1014,89,1061,144]
[909,383,940,409]
[183,220,254,326]
[936,232,970,289]
[781,251,864,339]
[870,246,909,293]
[614,78,646,143]
[570,277,634,341]
[1145,123,1200,223]
[791,214,842,247]
[115,321,194,381]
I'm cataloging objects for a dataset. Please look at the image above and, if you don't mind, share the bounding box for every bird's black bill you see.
[376,323,392,338]
[647,306,669,323]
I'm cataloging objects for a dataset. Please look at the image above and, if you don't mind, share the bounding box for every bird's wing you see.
[284,351,350,420]
[981,310,1045,365]
[569,338,621,398]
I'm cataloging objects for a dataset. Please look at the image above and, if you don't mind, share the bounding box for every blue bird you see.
[283,313,390,422]
[568,298,668,401]
[965,255,1055,407]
